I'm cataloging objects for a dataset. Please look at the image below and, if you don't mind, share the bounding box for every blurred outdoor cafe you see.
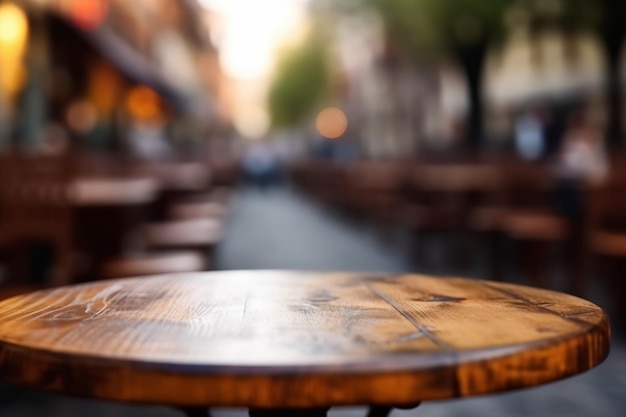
[0,0,241,298]
[0,0,625,322]
[0,0,625,416]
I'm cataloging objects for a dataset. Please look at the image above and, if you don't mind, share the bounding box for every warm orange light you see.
[88,63,122,115]
[0,3,28,98]
[316,107,348,139]
[0,61,26,97]
[0,3,27,45]
[70,0,108,31]
[125,86,162,121]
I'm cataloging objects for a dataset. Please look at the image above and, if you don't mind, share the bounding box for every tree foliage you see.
[346,0,514,147]
[542,0,626,144]
[268,30,333,129]
[354,0,513,63]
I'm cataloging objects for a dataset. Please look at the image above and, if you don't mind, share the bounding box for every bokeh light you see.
[88,63,123,116]
[125,86,162,122]
[0,3,28,97]
[200,0,306,80]
[316,107,348,139]
[69,0,108,32]
[0,3,27,45]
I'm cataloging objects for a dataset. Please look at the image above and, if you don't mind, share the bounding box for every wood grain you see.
[0,272,609,409]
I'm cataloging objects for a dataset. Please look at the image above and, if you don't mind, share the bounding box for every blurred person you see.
[311,134,335,160]
[553,112,608,223]
[514,110,545,161]
[242,142,281,188]
[551,111,608,297]
[557,112,608,185]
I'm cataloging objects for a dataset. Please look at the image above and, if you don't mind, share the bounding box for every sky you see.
[197,0,310,139]
[198,0,309,80]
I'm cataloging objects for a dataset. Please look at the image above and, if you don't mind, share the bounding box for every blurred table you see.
[70,177,159,206]
[0,272,609,416]
[126,162,210,192]
[124,162,211,220]
[69,177,161,280]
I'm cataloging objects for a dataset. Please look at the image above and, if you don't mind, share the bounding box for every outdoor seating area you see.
[291,156,626,325]
[0,1,625,417]
[0,152,238,297]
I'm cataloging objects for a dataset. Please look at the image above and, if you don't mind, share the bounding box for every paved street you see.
[0,185,623,417]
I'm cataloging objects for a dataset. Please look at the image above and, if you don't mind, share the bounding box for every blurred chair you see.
[168,201,228,222]
[300,162,350,209]
[341,162,408,223]
[496,163,571,290]
[403,163,490,269]
[587,167,626,324]
[183,186,234,206]
[101,251,206,279]
[143,219,222,265]
[0,154,75,287]
[125,161,212,221]
[463,164,509,278]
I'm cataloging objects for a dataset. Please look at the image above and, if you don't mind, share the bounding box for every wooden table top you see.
[0,272,609,409]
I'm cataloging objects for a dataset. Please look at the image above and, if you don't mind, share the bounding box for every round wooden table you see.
[0,272,609,417]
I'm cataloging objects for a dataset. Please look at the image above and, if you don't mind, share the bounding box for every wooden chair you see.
[496,163,571,290]
[168,201,228,221]
[126,162,212,221]
[181,187,233,206]
[101,251,207,279]
[0,154,75,287]
[341,162,408,222]
[587,167,626,324]
[402,163,491,270]
[143,219,222,264]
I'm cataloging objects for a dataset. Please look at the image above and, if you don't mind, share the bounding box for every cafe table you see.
[124,162,210,220]
[0,272,610,417]
[69,177,159,206]
[67,177,161,281]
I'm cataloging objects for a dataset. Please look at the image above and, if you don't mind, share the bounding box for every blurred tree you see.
[554,0,626,147]
[343,0,515,149]
[268,30,334,129]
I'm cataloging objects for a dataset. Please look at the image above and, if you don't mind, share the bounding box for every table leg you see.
[180,408,211,417]
[367,403,421,417]
[366,407,393,417]
[249,408,329,417]
[247,404,419,417]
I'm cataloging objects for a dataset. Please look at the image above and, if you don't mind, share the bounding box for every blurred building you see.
[332,10,427,159]
[315,1,621,158]
[0,0,226,157]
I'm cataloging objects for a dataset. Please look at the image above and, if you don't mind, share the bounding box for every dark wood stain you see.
[414,295,466,303]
